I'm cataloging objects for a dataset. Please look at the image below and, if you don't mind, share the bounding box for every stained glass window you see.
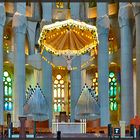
[109,72,118,111]
[53,74,65,112]
[3,71,13,111]
[92,72,98,96]
[92,71,119,111]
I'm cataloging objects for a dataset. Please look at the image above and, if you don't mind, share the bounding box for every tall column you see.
[41,2,52,22]
[0,3,6,125]
[132,3,140,116]
[12,12,27,127]
[42,51,52,127]
[70,56,81,121]
[41,2,53,127]
[70,2,80,19]
[79,2,86,20]
[97,3,110,126]
[15,3,26,15]
[118,3,134,124]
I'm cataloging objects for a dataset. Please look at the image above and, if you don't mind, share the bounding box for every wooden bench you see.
[25,120,51,134]
[86,119,100,133]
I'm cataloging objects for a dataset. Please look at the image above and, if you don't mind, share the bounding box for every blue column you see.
[15,3,26,15]
[132,3,140,117]
[70,56,81,122]
[12,12,27,127]
[97,3,110,126]
[70,2,80,19]
[41,2,52,22]
[118,3,134,125]
[0,3,6,125]
[42,51,52,127]
[40,2,53,127]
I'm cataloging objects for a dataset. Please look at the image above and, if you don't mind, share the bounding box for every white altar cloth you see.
[52,120,86,134]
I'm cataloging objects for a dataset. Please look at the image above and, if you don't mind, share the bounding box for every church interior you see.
[0,0,140,139]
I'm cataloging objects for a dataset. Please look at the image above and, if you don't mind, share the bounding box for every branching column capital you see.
[12,12,27,34]
[96,14,110,36]
[118,3,134,28]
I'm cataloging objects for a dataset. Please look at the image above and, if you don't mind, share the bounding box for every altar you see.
[52,120,86,134]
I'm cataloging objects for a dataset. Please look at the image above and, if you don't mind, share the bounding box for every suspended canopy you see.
[38,19,99,56]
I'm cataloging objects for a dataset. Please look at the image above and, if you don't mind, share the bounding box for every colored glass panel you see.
[7,77,11,82]
[109,72,114,78]
[62,89,64,97]
[4,71,8,77]
[54,104,57,112]
[56,74,61,80]
[58,104,61,112]
[114,102,118,111]
[4,102,8,110]
[3,77,5,81]
[54,89,57,97]
[60,80,64,84]
[3,71,13,111]
[8,102,12,110]
[53,74,65,113]
[109,72,119,111]
[110,102,114,111]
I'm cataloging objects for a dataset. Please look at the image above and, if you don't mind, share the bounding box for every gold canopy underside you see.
[39,19,98,56]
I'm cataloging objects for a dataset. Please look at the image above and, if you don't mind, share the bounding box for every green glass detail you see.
[3,77,5,81]
[110,102,114,111]
[54,104,57,112]
[4,71,8,77]
[109,71,119,111]
[109,72,114,78]
[3,71,13,111]
[114,102,118,111]
[110,86,113,90]
[110,89,114,96]
[9,87,12,95]
[4,86,8,96]
[58,104,61,112]
[114,87,117,96]
[111,82,114,86]
[7,77,11,82]
[5,82,7,85]
[112,77,116,82]
[114,82,117,86]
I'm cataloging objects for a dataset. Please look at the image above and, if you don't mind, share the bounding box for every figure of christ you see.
[62,54,76,71]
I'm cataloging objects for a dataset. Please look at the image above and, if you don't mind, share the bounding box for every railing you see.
[52,119,86,134]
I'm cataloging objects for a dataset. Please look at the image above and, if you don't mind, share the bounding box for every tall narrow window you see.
[92,72,98,96]
[53,74,65,112]
[3,71,13,111]
[109,72,118,111]
[92,71,119,111]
